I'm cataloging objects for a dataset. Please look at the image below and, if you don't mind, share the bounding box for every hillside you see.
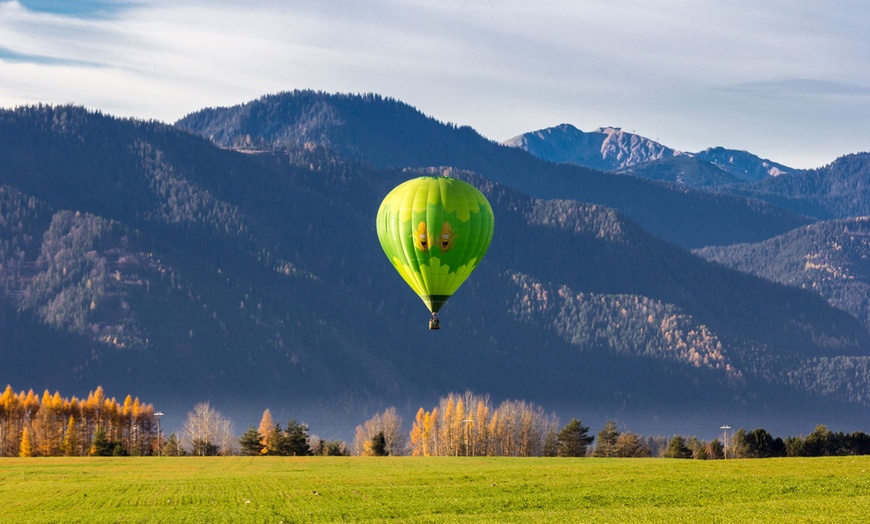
[1,104,869,436]
[615,156,743,189]
[696,217,870,332]
[726,153,870,220]
[694,147,799,181]
[176,91,810,249]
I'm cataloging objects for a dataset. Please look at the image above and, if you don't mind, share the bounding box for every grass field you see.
[2,456,869,523]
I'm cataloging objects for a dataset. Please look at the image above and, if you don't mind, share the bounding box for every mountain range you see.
[2,91,870,438]
[503,123,803,183]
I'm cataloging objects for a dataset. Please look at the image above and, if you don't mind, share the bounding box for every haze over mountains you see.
[2,90,870,437]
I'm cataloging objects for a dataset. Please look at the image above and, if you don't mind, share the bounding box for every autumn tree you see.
[615,432,650,458]
[0,385,24,456]
[705,438,724,459]
[19,426,33,457]
[409,408,427,456]
[257,409,277,455]
[30,390,59,456]
[61,416,80,456]
[353,407,406,456]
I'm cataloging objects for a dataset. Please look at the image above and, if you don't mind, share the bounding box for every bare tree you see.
[352,407,406,456]
[181,402,235,456]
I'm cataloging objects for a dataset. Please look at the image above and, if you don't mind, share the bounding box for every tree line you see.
[5,385,870,459]
[1,385,156,457]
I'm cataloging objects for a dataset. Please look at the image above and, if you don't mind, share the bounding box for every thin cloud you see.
[0,45,106,68]
[726,78,870,98]
[1,0,868,168]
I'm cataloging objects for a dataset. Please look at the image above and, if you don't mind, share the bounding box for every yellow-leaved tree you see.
[258,409,277,454]
[62,416,80,456]
[19,426,33,457]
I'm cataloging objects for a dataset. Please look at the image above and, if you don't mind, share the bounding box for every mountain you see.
[502,124,679,171]
[504,125,803,184]
[725,153,870,220]
[615,156,744,189]
[177,91,810,249]
[696,217,870,332]
[2,103,870,437]
[694,147,799,181]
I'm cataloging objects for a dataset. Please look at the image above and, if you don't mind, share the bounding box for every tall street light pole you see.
[155,411,165,456]
[720,425,731,459]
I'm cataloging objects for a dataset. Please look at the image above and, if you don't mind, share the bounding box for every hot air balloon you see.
[376,175,494,329]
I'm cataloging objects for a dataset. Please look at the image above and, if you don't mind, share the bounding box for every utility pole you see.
[155,411,165,456]
[720,425,731,459]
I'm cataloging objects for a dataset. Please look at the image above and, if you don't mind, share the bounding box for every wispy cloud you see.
[16,0,133,17]
[726,78,870,98]
[1,0,869,168]
[0,45,106,67]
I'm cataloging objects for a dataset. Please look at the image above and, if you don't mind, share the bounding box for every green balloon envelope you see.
[376,176,495,314]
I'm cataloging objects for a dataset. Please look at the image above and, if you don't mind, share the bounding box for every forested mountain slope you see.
[176,91,809,249]
[725,153,870,220]
[1,104,869,435]
[696,218,870,332]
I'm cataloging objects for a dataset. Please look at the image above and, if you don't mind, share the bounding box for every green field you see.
[2,456,869,523]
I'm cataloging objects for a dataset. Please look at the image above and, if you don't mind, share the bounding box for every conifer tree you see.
[370,432,388,456]
[556,419,594,457]
[90,426,113,456]
[257,409,276,455]
[663,435,692,459]
[19,426,33,457]
[409,408,426,456]
[282,419,311,456]
[594,420,620,457]
[239,425,264,456]
[62,416,80,456]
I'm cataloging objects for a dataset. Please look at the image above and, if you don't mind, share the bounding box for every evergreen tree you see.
[370,432,388,456]
[320,440,349,456]
[90,426,113,456]
[594,420,620,457]
[663,435,692,459]
[729,428,750,459]
[163,433,185,456]
[282,419,311,457]
[803,425,834,456]
[239,425,264,456]
[556,419,594,457]
[744,428,785,458]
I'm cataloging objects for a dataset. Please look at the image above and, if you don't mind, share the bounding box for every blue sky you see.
[1,0,868,168]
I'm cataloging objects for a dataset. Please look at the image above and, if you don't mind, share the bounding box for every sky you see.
[1,0,869,168]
